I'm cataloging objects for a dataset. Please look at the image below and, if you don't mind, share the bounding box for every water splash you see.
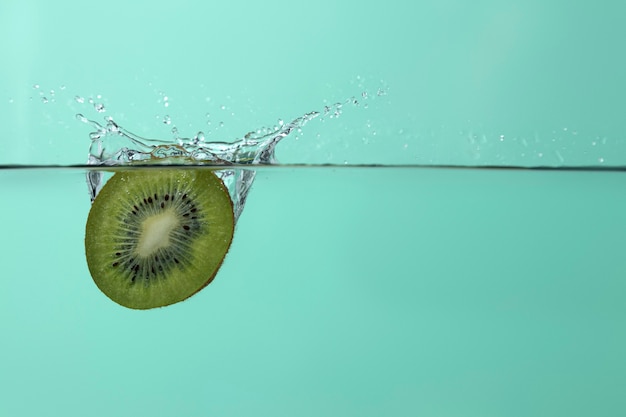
[83,108,322,222]
[79,84,384,221]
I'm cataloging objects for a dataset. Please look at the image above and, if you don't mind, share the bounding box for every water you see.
[1,165,625,416]
[3,88,626,417]
[2,93,626,416]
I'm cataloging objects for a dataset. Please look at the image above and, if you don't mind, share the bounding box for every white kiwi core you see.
[136,209,179,257]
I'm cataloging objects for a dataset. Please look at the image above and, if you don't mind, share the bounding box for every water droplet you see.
[94,103,105,113]
[220,105,226,110]
[219,121,224,127]
[163,115,171,125]
[362,91,369,99]
[598,157,605,163]
[49,89,55,96]
[33,84,40,89]
[74,96,85,104]
[41,97,48,104]
[59,85,66,90]
[8,98,13,104]
[499,135,505,141]
[278,119,284,126]
[554,150,564,164]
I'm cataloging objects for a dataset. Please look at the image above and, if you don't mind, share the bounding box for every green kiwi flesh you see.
[85,169,234,309]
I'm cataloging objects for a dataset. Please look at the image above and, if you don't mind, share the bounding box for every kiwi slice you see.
[85,169,234,309]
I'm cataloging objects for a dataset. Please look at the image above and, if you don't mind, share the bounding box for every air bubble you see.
[75,96,85,104]
[163,115,172,125]
[598,157,605,163]
[94,103,106,113]
[41,97,49,104]
[33,84,40,89]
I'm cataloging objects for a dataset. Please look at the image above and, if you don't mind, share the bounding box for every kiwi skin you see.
[85,169,235,309]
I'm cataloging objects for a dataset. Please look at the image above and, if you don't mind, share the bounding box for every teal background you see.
[1,1,626,416]
[0,0,625,165]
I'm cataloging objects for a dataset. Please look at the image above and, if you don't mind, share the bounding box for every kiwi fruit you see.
[85,169,234,309]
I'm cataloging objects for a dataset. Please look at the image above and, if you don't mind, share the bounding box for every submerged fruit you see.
[85,169,234,309]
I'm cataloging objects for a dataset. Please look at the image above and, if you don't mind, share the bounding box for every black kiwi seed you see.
[85,169,235,309]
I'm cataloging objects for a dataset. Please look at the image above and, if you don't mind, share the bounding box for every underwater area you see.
[1,1,625,416]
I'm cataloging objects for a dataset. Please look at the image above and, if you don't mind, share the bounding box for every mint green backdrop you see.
[0,1,625,416]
